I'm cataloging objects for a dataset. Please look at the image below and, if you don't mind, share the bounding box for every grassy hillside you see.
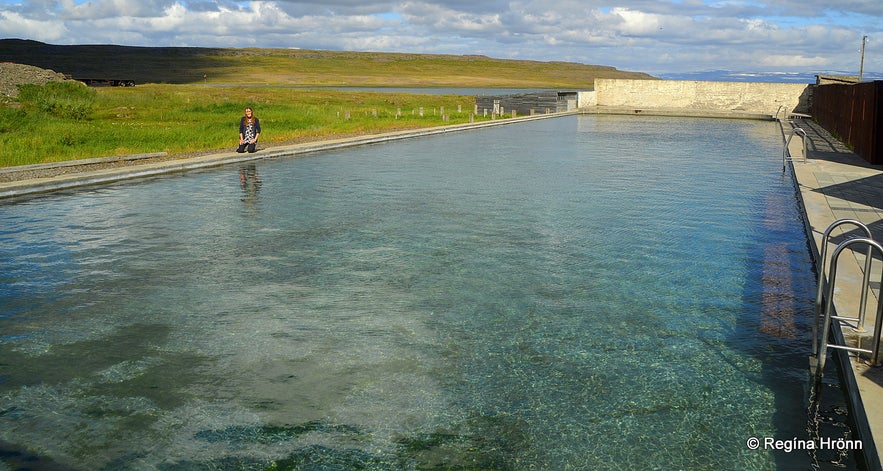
[0,39,656,88]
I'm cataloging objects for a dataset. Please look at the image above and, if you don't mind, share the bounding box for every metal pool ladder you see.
[811,219,883,378]
[782,127,807,171]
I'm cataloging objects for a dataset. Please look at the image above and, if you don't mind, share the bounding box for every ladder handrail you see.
[775,105,785,121]
[782,127,808,171]
[815,237,883,377]
[812,219,874,358]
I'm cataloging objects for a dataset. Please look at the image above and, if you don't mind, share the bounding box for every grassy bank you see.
[0,84,485,167]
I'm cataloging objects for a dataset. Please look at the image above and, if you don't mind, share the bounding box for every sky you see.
[0,0,881,80]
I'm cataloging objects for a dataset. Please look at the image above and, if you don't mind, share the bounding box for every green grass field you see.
[0,84,485,167]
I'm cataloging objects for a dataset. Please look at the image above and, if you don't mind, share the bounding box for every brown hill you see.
[0,39,656,88]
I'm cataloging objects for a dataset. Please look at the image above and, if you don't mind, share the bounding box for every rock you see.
[0,62,69,99]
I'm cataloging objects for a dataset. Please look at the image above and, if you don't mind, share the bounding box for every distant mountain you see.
[658,69,883,84]
[0,39,655,88]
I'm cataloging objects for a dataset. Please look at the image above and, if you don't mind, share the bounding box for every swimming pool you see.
[0,115,857,469]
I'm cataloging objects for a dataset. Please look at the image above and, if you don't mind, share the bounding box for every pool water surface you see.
[0,115,858,469]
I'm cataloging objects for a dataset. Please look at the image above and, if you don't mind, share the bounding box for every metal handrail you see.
[782,127,807,171]
[812,220,874,359]
[814,237,883,377]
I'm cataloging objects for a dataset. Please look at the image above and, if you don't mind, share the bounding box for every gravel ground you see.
[0,149,222,183]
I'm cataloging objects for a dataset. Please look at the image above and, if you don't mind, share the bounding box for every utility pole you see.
[859,35,867,82]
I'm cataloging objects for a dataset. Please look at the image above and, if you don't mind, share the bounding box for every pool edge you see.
[0,112,577,200]
[785,118,883,471]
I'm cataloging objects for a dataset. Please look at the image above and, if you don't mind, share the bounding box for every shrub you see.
[17,81,97,120]
[0,107,19,133]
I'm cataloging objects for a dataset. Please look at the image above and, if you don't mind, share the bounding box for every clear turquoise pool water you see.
[0,115,856,469]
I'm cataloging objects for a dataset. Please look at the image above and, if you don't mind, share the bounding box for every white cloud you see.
[62,0,173,19]
[0,0,880,76]
[0,10,68,41]
[611,8,665,36]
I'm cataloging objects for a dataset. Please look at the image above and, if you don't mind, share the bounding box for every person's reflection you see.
[239,164,262,204]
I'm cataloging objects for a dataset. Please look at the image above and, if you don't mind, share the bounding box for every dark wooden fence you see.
[812,80,883,164]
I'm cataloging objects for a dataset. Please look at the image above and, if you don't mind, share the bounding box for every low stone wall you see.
[586,79,811,117]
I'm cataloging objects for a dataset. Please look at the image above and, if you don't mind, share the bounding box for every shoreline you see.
[0,106,780,198]
[0,112,575,200]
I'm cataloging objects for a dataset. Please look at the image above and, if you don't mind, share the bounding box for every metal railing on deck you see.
[782,127,807,171]
[811,219,883,378]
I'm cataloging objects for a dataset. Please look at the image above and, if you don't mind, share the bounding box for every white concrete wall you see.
[591,79,810,117]
[577,91,596,108]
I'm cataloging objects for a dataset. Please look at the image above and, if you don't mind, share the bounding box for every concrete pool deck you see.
[785,117,883,469]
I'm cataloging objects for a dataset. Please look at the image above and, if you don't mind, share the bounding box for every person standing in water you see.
[237,107,261,153]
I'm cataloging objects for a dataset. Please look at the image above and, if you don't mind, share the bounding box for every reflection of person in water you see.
[239,164,261,203]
